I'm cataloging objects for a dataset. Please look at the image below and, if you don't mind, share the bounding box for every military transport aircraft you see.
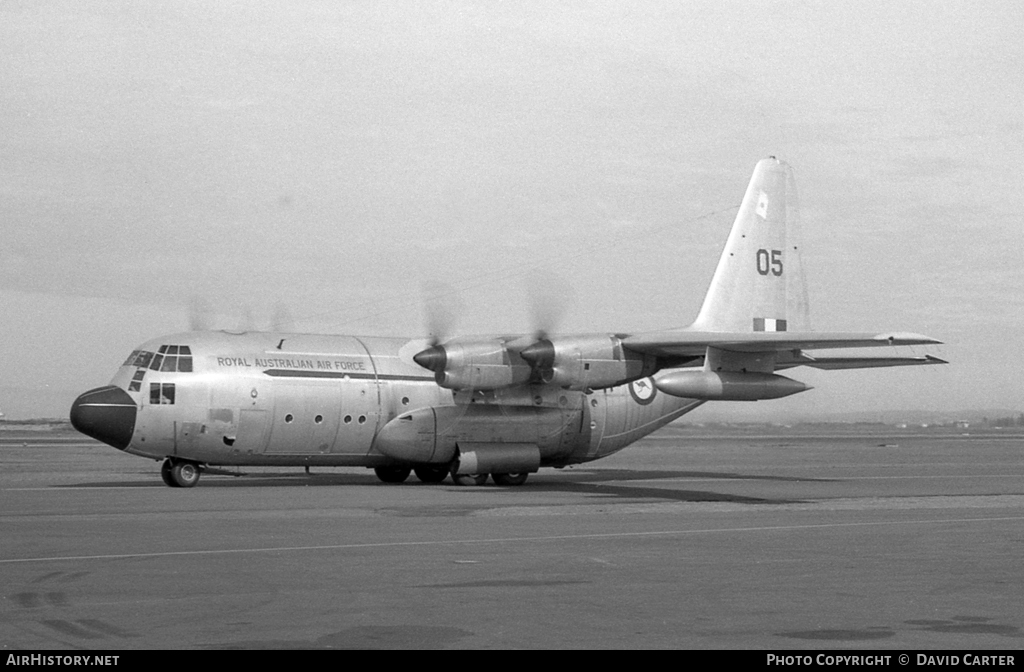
[70,158,945,488]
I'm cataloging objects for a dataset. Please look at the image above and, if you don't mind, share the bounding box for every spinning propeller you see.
[413,275,573,384]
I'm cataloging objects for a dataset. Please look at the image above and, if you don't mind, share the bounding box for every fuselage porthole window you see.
[343,415,352,424]
[285,414,294,423]
[314,414,323,424]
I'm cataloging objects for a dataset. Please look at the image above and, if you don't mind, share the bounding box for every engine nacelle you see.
[520,335,657,391]
[413,339,532,390]
[654,371,810,401]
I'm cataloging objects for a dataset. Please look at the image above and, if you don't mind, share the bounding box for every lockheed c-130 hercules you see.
[70,158,945,488]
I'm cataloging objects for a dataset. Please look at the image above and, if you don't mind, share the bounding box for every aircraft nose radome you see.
[69,385,137,450]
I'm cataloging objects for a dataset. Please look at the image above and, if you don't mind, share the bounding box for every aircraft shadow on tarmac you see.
[62,467,831,505]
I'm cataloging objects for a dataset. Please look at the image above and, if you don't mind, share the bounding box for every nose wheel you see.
[161,459,202,488]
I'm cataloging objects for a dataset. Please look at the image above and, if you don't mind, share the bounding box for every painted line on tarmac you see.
[646,474,1024,482]
[3,515,1024,565]
[3,486,161,491]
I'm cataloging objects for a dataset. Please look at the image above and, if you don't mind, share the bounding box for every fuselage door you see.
[136,381,179,455]
[235,409,269,454]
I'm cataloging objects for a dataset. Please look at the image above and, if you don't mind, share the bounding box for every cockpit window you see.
[127,351,154,369]
[146,345,193,372]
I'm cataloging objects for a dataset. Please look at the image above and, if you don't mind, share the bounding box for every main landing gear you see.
[414,465,449,483]
[373,466,412,483]
[492,473,529,486]
[449,472,530,486]
[450,472,488,486]
[372,466,530,486]
[161,458,202,488]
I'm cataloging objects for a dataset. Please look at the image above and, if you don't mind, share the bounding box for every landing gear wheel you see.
[492,472,529,486]
[374,466,412,484]
[160,459,176,487]
[162,459,201,488]
[414,466,449,484]
[451,471,488,486]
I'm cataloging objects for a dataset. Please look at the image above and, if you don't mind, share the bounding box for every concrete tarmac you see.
[2,426,1023,649]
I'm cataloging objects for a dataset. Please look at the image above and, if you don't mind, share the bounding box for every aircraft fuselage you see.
[71,330,703,478]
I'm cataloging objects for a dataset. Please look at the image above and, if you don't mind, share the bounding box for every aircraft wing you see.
[622,331,942,357]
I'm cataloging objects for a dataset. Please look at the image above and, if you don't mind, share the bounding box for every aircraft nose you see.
[69,385,137,450]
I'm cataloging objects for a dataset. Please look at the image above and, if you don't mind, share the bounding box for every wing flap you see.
[623,331,942,357]
[776,354,948,370]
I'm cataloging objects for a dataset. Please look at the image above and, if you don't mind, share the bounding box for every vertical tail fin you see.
[691,157,810,333]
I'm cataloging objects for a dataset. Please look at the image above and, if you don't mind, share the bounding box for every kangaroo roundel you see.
[629,377,657,405]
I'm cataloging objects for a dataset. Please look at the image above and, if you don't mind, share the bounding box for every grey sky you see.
[2,1,1021,420]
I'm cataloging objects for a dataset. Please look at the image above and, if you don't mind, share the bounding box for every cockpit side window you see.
[128,369,146,392]
[150,382,175,405]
